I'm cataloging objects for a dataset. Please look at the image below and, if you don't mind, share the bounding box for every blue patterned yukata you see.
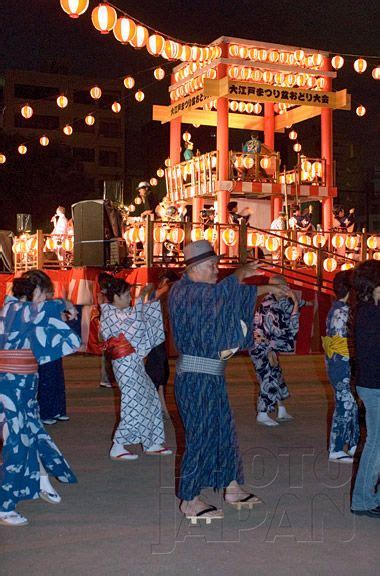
[324,300,359,454]
[100,299,166,449]
[249,295,300,414]
[0,296,80,513]
[169,273,256,501]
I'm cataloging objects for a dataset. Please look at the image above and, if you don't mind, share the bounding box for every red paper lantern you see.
[91,3,117,34]
[113,17,136,44]
[60,0,89,18]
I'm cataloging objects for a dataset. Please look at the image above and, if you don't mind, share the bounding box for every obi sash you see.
[321,335,350,359]
[176,354,226,376]
[0,349,38,374]
[102,334,136,360]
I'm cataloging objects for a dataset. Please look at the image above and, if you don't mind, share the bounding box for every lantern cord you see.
[330,52,379,60]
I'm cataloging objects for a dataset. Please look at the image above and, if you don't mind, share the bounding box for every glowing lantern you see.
[298,234,311,246]
[263,71,273,84]
[252,70,263,82]
[247,232,261,248]
[289,130,297,140]
[354,58,367,74]
[372,66,380,80]
[373,252,380,261]
[245,102,254,114]
[155,168,164,178]
[238,102,246,113]
[367,236,378,250]
[331,55,344,70]
[284,246,298,261]
[258,49,267,61]
[293,143,302,152]
[134,196,142,205]
[113,17,136,44]
[286,74,296,87]
[229,100,239,112]
[332,234,345,249]
[128,205,135,213]
[312,161,322,178]
[312,233,326,248]
[169,228,185,244]
[153,227,167,243]
[346,235,359,250]
[265,237,280,252]
[63,237,74,251]
[111,101,121,113]
[303,251,317,266]
[147,34,165,56]
[294,49,305,62]
[243,156,254,170]
[341,262,354,271]
[0,154,6,164]
[63,124,73,136]
[260,157,271,170]
[229,45,239,57]
[164,158,171,167]
[312,54,323,67]
[135,90,145,102]
[127,227,140,244]
[18,145,27,155]
[21,104,33,119]
[163,40,181,60]
[137,227,145,243]
[234,156,244,169]
[222,228,238,246]
[238,46,248,59]
[191,228,204,241]
[190,46,202,61]
[204,228,217,243]
[269,50,279,63]
[26,237,37,252]
[180,45,192,61]
[129,25,149,49]
[295,74,306,87]
[85,114,95,126]
[90,86,102,99]
[274,72,285,85]
[356,105,366,117]
[91,3,117,34]
[228,66,240,80]
[249,47,259,60]
[40,136,49,146]
[316,77,326,90]
[149,178,158,187]
[56,95,68,108]
[183,131,191,142]
[253,103,262,114]
[45,237,56,251]
[60,0,89,18]
[323,257,337,272]
[123,76,135,89]
[154,67,165,80]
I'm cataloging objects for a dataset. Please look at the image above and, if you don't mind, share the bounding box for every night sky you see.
[0,1,379,229]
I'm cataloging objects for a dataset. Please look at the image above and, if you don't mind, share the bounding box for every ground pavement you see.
[0,355,378,576]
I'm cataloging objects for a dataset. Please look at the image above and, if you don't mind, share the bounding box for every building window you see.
[72,147,95,162]
[14,84,59,100]
[14,113,60,130]
[99,149,120,167]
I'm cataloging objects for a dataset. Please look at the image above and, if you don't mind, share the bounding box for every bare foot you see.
[180,497,223,518]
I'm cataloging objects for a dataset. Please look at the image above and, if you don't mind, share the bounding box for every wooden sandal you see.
[225,493,263,510]
[185,505,224,525]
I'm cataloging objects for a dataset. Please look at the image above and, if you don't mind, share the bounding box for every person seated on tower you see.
[333,206,355,233]
[289,205,312,232]
[243,132,262,154]
[183,141,194,162]
[132,182,158,219]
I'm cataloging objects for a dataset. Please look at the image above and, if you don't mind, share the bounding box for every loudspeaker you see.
[72,200,111,267]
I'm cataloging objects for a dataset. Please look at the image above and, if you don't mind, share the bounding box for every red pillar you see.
[169,116,181,166]
[264,102,280,221]
[321,57,333,230]
[216,43,229,225]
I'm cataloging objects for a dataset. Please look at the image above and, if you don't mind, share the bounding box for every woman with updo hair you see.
[0,270,80,526]
[98,273,171,460]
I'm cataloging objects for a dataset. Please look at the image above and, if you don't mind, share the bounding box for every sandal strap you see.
[196,505,217,517]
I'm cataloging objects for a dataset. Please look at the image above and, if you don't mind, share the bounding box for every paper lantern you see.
[21,104,33,119]
[234,156,244,169]
[312,161,322,178]
[303,251,317,266]
[356,105,366,117]
[341,262,354,271]
[229,100,239,112]
[147,34,165,56]
[245,102,254,114]
[26,237,37,252]
[285,245,299,261]
[39,135,49,146]
[113,17,136,44]
[373,252,380,261]
[63,124,73,136]
[253,103,262,114]
[56,95,68,108]
[149,178,158,187]
[0,154,6,164]
[346,235,359,250]
[18,145,27,155]
[323,257,338,272]
[263,70,273,84]
[312,53,323,67]
[260,157,270,170]
[332,234,345,249]
[238,46,248,59]
[312,233,326,248]
[63,237,74,251]
[294,49,305,62]
[286,74,296,87]
[135,90,145,102]
[45,237,56,251]
[252,70,263,83]
[183,131,191,142]
[244,156,254,169]
[354,58,367,74]
[134,197,142,205]
[247,231,261,248]
[157,168,164,178]
[153,227,167,243]
[289,130,297,140]
[191,228,204,241]
[123,76,135,89]
[129,25,149,49]
[204,228,217,243]
[60,0,89,18]
[222,228,238,246]
[164,158,171,167]
[91,3,117,34]
[85,114,95,125]
[293,143,302,152]
[367,236,378,250]
[127,227,140,244]
[229,44,239,57]
[169,228,185,244]
[128,204,135,213]
[372,66,380,80]
[265,237,280,252]
[154,67,165,81]
[298,234,311,246]
[269,50,279,63]
[331,55,344,70]
[180,45,192,61]
[258,49,267,61]
[90,86,102,99]
[163,40,181,60]
[112,101,121,113]
[238,101,246,113]
[12,240,26,254]
[138,226,146,243]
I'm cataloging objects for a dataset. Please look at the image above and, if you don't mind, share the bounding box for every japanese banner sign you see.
[168,88,214,120]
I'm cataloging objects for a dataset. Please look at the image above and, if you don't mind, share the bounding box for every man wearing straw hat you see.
[169,240,291,523]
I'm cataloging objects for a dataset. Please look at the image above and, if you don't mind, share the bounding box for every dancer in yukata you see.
[249,275,301,427]
[0,270,80,527]
[99,274,172,461]
[169,240,291,523]
[322,270,359,464]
